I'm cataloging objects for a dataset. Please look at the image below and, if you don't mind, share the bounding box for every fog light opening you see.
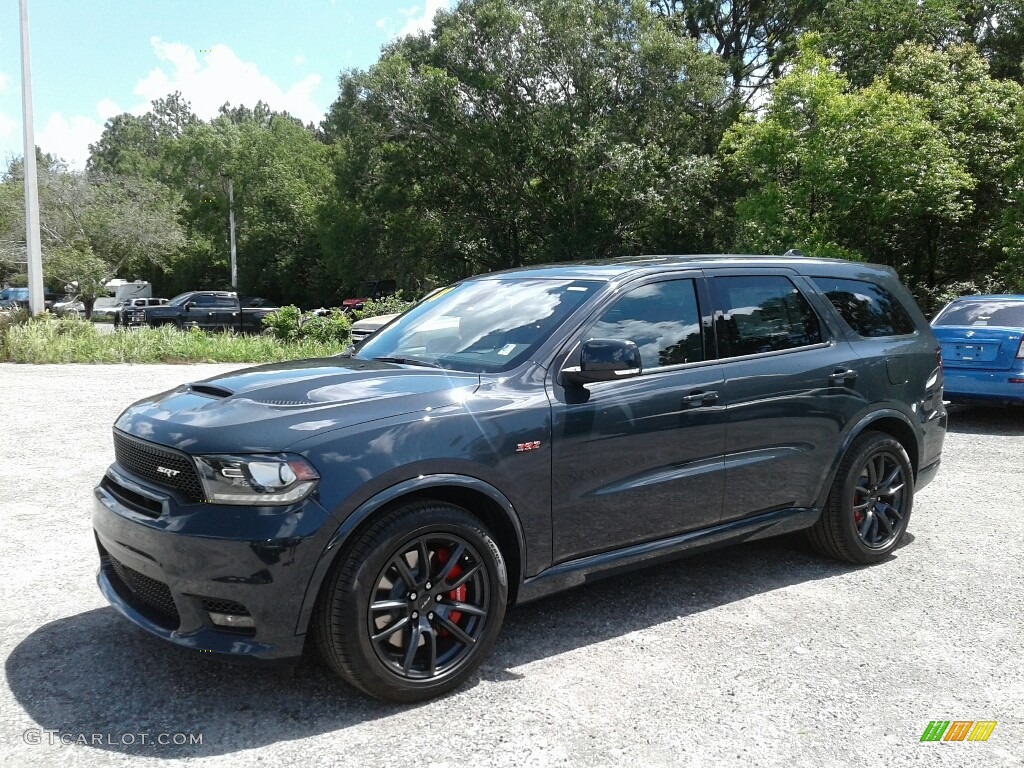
[208,612,255,629]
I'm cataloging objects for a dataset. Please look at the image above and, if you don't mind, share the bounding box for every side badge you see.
[515,440,542,453]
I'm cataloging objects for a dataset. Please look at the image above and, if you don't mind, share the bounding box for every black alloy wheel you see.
[850,451,908,549]
[367,532,490,680]
[315,500,507,702]
[808,431,914,565]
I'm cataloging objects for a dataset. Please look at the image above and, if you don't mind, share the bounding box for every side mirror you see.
[562,338,642,386]
[184,301,196,311]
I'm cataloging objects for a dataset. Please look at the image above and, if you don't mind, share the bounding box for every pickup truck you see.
[122,291,278,333]
[340,279,396,312]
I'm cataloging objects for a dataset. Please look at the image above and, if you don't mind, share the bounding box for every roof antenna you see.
[783,248,804,258]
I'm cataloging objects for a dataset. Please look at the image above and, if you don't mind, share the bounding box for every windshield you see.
[933,299,1024,328]
[356,278,601,373]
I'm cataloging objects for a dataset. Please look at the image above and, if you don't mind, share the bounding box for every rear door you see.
[709,271,869,523]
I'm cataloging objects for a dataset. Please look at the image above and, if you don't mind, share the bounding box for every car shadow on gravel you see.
[945,404,1024,435]
[6,537,873,758]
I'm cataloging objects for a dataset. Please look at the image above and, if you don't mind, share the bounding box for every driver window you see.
[590,280,704,370]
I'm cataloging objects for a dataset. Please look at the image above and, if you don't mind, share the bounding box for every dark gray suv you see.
[93,255,946,701]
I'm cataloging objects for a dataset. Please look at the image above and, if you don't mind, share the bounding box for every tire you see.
[808,431,914,565]
[315,500,508,702]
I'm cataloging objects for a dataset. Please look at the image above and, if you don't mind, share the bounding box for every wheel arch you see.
[296,474,527,635]
[815,410,921,510]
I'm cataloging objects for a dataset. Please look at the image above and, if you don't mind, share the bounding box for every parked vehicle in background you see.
[932,295,1024,405]
[121,291,278,333]
[341,279,397,312]
[0,287,58,310]
[90,297,122,322]
[113,297,169,328]
[52,297,86,317]
[349,312,399,345]
[93,254,946,702]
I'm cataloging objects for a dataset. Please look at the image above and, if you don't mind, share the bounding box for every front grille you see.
[113,430,205,502]
[199,598,250,616]
[107,554,180,627]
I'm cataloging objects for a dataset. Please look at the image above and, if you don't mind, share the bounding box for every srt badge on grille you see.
[156,466,181,477]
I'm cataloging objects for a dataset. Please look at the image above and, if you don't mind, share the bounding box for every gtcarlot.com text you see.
[23,729,203,747]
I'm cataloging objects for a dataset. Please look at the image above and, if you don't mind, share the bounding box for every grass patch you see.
[1,316,345,364]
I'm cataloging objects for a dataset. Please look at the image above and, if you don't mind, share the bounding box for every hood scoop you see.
[189,383,235,399]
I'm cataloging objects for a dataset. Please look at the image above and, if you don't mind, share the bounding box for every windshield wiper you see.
[371,356,444,369]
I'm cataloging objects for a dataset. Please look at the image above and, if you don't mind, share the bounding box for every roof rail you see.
[783,249,805,258]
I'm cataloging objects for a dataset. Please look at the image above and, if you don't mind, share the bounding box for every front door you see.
[549,276,727,562]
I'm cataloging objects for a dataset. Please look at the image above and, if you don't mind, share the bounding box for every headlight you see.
[194,453,320,505]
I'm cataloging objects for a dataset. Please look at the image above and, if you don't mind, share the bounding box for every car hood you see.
[114,357,481,454]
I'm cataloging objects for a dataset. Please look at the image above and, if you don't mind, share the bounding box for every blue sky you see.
[0,0,453,169]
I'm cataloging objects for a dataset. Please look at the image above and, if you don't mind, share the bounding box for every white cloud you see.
[18,40,329,170]
[0,111,15,141]
[294,54,306,66]
[376,18,386,29]
[398,0,450,37]
[134,38,324,124]
[37,112,103,168]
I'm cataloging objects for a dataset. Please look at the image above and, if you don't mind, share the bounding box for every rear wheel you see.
[808,432,914,564]
[315,500,507,702]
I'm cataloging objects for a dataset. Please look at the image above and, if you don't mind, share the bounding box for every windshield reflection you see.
[356,278,601,373]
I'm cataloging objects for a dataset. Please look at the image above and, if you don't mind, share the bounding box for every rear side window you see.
[933,299,1024,327]
[710,276,822,358]
[812,277,916,337]
[589,279,704,370]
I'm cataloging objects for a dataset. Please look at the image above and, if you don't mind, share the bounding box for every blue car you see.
[932,295,1024,405]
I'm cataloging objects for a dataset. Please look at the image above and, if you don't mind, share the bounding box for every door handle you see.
[681,390,719,407]
[829,368,858,386]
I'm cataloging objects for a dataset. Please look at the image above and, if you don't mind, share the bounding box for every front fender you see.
[293,473,526,635]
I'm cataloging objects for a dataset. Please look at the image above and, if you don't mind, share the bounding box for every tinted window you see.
[812,277,915,336]
[212,296,237,309]
[190,295,216,308]
[589,280,704,370]
[711,276,822,358]
[933,299,1024,328]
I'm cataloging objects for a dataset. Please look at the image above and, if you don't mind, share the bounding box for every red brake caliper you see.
[435,548,466,633]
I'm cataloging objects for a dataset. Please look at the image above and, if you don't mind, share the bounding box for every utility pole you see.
[19,0,44,315]
[225,175,237,290]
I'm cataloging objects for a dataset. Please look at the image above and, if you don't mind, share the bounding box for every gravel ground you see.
[0,363,1021,767]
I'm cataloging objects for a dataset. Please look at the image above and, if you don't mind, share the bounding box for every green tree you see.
[722,38,977,289]
[160,105,333,305]
[650,0,826,100]
[1,155,186,314]
[88,92,199,177]
[322,0,730,288]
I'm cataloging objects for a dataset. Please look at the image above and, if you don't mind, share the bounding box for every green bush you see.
[299,310,351,344]
[261,304,303,341]
[353,292,413,320]
[1,315,344,364]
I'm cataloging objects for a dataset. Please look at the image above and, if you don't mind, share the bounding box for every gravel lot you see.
[1,363,1021,767]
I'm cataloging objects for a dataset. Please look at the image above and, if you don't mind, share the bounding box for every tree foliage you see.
[723,37,1023,297]
[321,0,730,288]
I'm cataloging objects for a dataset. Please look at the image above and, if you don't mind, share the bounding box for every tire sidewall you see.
[835,435,914,559]
[333,505,508,700]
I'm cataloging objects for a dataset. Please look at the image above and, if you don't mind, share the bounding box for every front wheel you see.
[808,432,914,564]
[315,501,508,702]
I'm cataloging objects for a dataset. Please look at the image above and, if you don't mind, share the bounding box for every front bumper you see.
[92,466,338,661]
